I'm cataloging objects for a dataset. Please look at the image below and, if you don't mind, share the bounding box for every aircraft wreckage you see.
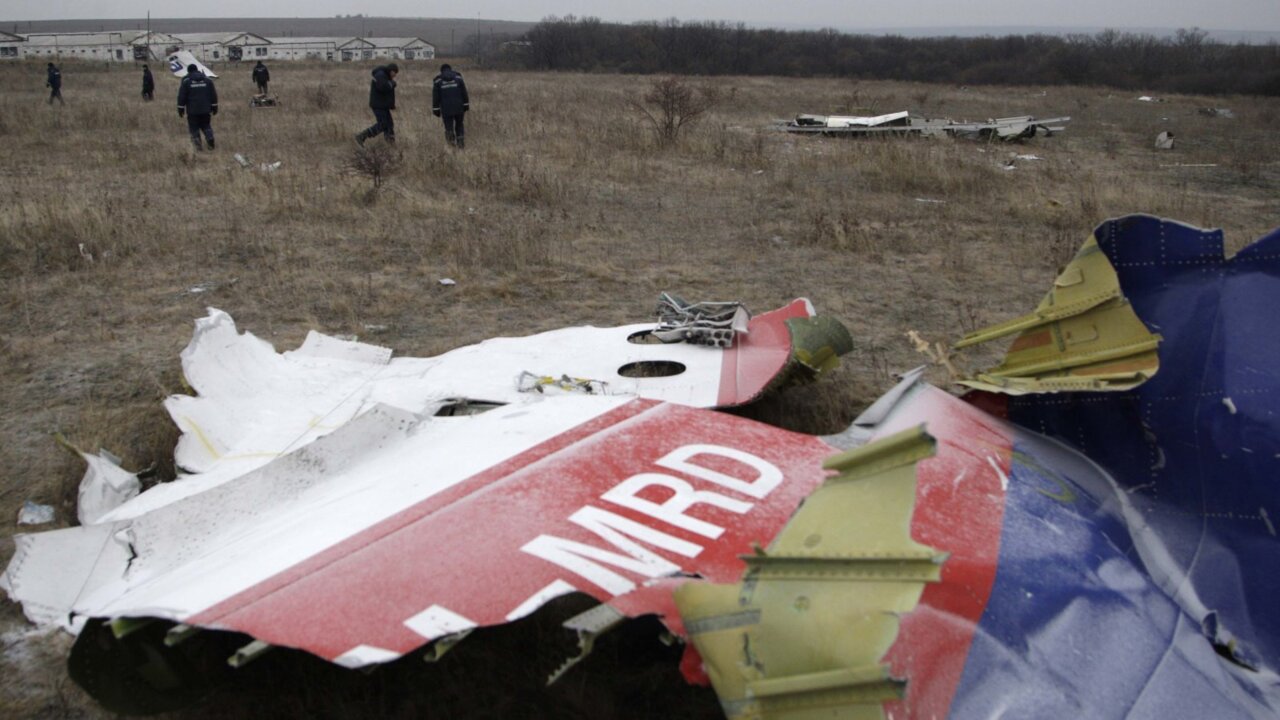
[780,110,1070,140]
[4,215,1280,718]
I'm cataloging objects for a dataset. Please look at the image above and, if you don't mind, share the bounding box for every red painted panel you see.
[876,387,1011,720]
[189,400,832,663]
[716,299,812,406]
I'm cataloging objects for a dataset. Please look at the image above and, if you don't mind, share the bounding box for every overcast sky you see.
[2,0,1276,31]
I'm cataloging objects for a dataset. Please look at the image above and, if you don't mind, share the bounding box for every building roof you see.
[177,32,271,45]
[263,37,357,47]
[21,30,181,47]
[364,37,434,49]
[0,31,24,42]
[22,31,145,47]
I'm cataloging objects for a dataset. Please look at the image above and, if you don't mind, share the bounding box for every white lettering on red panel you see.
[518,444,780,599]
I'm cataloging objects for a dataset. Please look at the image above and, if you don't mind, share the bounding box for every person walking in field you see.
[141,65,155,101]
[178,64,218,151]
[431,63,469,148]
[355,63,398,146]
[252,61,270,94]
[46,63,63,105]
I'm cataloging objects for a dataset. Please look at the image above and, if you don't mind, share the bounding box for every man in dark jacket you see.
[141,65,155,101]
[355,64,398,146]
[46,63,63,105]
[177,64,219,151]
[431,64,470,148]
[252,61,269,94]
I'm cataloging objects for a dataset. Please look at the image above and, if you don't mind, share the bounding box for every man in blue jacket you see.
[431,64,470,148]
[355,63,398,146]
[177,64,219,151]
[46,63,63,105]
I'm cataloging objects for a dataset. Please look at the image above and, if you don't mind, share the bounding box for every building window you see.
[362,50,372,60]
[404,50,414,59]
[0,47,15,57]
[115,49,123,60]
[212,50,220,59]
[342,51,352,61]
[256,47,267,56]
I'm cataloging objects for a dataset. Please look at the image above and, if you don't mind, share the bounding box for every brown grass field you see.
[0,58,1278,717]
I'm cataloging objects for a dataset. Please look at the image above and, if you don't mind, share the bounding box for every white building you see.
[364,37,436,61]
[264,37,363,62]
[176,32,272,63]
[0,31,23,60]
[19,31,181,62]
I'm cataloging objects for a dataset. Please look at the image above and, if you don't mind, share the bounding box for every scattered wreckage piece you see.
[652,293,751,347]
[1156,131,1176,149]
[17,398,835,713]
[781,112,1070,141]
[676,425,945,719]
[1,300,852,712]
[978,215,1280,686]
[167,50,216,78]
[955,233,1161,394]
[249,93,279,108]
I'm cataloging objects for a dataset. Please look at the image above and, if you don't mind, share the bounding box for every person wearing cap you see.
[46,63,63,105]
[141,65,155,101]
[355,63,398,146]
[431,63,470,148]
[177,64,219,151]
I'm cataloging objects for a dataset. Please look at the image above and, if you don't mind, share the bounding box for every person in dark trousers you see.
[431,63,469,148]
[141,65,155,101]
[252,61,269,94]
[46,63,63,105]
[355,63,398,146]
[177,64,218,151]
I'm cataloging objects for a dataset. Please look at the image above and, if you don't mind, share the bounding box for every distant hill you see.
[0,17,536,55]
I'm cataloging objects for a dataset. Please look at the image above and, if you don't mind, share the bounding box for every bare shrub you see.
[307,84,332,110]
[629,76,719,146]
[342,145,401,192]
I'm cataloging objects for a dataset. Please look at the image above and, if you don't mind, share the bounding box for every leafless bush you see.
[342,145,401,192]
[307,84,332,110]
[629,76,719,146]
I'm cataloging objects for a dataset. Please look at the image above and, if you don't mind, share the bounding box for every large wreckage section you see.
[5,216,1280,718]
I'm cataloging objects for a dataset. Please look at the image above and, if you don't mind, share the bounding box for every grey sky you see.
[2,0,1276,31]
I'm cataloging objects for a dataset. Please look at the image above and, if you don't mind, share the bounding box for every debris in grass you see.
[17,502,54,525]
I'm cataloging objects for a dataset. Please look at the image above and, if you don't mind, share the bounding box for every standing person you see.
[46,63,63,105]
[355,63,398,146]
[252,61,269,95]
[177,64,218,151]
[431,63,469,148]
[141,65,155,101]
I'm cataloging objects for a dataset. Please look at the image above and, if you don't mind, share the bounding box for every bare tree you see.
[629,76,719,146]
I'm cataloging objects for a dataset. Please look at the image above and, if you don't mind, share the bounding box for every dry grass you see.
[0,59,1278,718]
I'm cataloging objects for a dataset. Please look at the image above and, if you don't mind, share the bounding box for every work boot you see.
[354,130,367,147]
[456,136,465,149]
[386,134,396,145]
[191,136,203,151]
[206,137,215,150]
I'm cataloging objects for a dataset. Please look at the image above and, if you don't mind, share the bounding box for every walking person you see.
[431,64,469,148]
[177,64,218,151]
[355,63,398,146]
[252,61,269,94]
[46,63,63,105]
[141,65,155,101]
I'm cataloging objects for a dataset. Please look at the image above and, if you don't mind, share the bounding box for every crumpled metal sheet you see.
[671,216,1280,719]
[957,233,1161,394]
[1,301,852,680]
[975,214,1280,690]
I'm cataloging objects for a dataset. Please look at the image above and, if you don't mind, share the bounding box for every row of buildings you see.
[0,30,436,63]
